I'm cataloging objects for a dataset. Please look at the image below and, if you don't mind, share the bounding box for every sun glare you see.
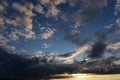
[72,73,88,78]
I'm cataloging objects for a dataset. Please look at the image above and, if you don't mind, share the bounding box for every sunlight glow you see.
[72,73,88,78]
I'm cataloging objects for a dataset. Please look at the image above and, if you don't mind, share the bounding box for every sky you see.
[0,0,120,61]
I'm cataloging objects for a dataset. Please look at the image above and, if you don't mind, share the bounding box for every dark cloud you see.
[78,56,120,73]
[88,42,107,58]
[85,30,107,59]
[0,47,120,79]
[0,47,78,79]
[0,47,34,78]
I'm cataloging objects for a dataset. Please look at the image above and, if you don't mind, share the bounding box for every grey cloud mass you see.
[88,42,107,58]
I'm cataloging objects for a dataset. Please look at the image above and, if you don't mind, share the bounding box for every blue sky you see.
[0,0,120,60]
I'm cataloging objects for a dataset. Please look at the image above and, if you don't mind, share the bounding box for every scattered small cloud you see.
[8,32,19,40]
[0,36,16,53]
[0,18,4,26]
[42,43,51,48]
[107,18,120,34]
[7,46,16,54]
[0,0,8,14]
[12,2,35,17]
[114,0,120,15]
[45,5,60,17]
[40,27,56,39]
[34,4,44,14]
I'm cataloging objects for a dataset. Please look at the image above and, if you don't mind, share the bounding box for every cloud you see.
[6,46,16,54]
[85,30,108,59]
[62,0,108,27]
[94,30,106,42]
[0,4,5,12]
[0,35,9,48]
[42,43,51,48]
[8,32,19,40]
[0,18,4,26]
[46,5,60,17]
[0,0,119,61]
[64,29,87,46]
[16,29,36,39]
[40,27,56,39]
[8,29,36,40]
[54,0,66,5]
[81,0,107,8]
[59,0,108,48]
[6,2,36,40]
[6,13,33,30]
[0,1,8,26]
[0,47,35,78]
[0,40,8,49]
[107,18,120,34]
[31,50,74,64]
[107,40,120,50]
[39,0,61,17]
[12,2,35,17]
[0,0,108,43]
[58,44,90,60]
[67,0,79,7]
[34,4,44,14]
[0,48,79,78]
[88,42,107,58]
[60,23,88,46]
[6,16,36,39]
[0,46,119,79]
[114,0,120,15]
[40,0,66,6]
[0,0,8,13]
[0,36,16,53]
[106,39,120,55]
